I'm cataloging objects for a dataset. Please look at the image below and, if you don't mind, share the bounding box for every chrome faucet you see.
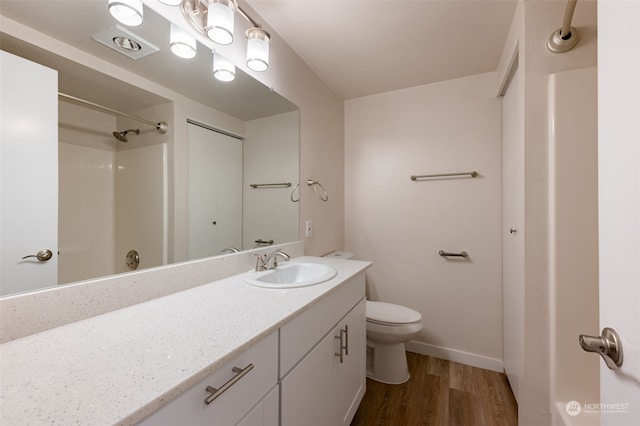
[263,249,290,269]
[252,253,267,271]
[252,250,291,271]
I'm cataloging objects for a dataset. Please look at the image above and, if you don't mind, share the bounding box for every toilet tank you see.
[323,251,354,259]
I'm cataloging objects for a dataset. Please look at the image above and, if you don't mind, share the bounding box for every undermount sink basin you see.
[244,262,337,288]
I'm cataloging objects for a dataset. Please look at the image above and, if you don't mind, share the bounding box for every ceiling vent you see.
[92,25,159,60]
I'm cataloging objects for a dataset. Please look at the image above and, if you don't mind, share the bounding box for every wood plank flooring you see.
[351,352,518,426]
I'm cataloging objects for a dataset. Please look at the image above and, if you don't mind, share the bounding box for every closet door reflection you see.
[187,122,242,259]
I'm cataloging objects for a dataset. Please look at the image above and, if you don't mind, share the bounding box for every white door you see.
[187,122,242,259]
[502,66,524,403]
[0,51,58,296]
[596,2,640,424]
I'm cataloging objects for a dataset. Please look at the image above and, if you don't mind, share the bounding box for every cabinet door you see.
[281,298,366,426]
[236,385,278,426]
[280,327,338,426]
[336,299,366,426]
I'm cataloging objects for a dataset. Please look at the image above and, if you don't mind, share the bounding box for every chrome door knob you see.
[579,327,623,370]
[21,249,53,262]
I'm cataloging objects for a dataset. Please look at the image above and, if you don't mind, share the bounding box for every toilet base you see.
[366,341,410,384]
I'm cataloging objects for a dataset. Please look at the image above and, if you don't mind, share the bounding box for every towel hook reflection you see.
[290,183,300,202]
[307,179,328,202]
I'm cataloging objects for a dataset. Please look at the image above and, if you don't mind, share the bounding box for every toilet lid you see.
[366,301,422,325]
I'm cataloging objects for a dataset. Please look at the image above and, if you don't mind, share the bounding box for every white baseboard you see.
[405,340,504,373]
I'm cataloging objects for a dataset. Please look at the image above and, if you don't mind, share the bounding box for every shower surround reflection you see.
[58,100,168,284]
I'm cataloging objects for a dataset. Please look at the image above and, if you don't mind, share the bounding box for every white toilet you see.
[366,300,423,384]
[323,251,423,385]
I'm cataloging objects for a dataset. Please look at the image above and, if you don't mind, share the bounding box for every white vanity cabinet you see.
[138,331,278,426]
[280,274,366,426]
[137,271,367,426]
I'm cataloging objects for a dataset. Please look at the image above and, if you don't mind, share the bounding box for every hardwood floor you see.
[351,352,518,426]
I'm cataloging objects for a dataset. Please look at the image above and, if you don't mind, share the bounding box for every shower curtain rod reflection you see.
[58,92,168,134]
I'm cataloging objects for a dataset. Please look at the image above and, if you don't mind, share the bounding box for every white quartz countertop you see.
[0,256,371,425]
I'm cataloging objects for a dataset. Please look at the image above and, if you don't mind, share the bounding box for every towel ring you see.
[307,179,328,202]
[290,183,300,202]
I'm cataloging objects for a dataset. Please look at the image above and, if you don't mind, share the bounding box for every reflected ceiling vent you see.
[92,25,159,60]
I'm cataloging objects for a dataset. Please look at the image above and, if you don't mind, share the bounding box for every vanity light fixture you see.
[108,0,144,27]
[170,24,197,58]
[245,27,270,71]
[212,51,235,82]
[206,0,237,45]
[159,0,271,72]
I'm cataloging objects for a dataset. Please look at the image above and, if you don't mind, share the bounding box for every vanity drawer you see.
[279,273,365,377]
[138,331,278,426]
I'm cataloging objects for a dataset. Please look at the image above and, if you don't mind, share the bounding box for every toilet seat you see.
[366,301,422,326]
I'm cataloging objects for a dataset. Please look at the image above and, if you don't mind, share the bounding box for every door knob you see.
[579,327,623,370]
[21,249,53,262]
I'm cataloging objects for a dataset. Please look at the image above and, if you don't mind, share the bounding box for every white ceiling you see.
[0,0,518,110]
[247,0,518,99]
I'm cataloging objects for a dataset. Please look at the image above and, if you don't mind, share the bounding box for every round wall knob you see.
[126,249,140,270]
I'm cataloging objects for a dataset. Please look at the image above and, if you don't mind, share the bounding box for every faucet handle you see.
[252,253,267,271]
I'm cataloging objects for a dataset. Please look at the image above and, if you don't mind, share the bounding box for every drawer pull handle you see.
[344,324,349,356]
[335,332,344,363]
[334,326,348,364]
[204,363,254,405]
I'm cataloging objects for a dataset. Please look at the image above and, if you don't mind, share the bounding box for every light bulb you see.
[246,28,270,72]
[213,52,235,82]
[108,0,143,27]
[170,24,196,59]
[206,0,236,45]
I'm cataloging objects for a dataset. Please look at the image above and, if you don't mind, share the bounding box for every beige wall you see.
[345,72,503,370]
[497,1,598,424]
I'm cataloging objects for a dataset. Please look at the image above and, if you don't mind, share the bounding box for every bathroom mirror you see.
[0,1,299,297]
